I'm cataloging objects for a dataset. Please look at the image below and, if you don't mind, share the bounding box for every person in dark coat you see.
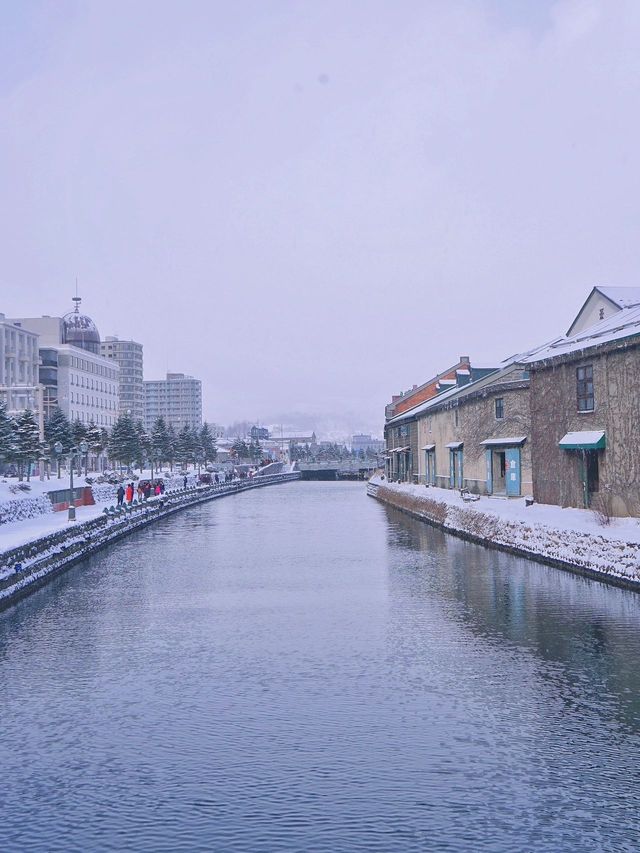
[183,475,188,489]
[116,485,125,506]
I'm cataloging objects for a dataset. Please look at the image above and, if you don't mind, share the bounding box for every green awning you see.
[558,430,606,450]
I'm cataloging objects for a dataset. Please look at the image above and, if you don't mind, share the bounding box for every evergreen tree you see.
[200,422,217,463]
[72,418,88,444]
[108,414,140,471]
[166,423,177,471]
[71,419,89,474]
[248,438,262,463]
[85,421,104,473]
[135,421,151,472]
[12,409,41,481]
[100,427,110,469]
[151,417,170,469]
[0,401,16,465]
[177,424,196,468]
[44,407,72,477]
[231,436,250,459]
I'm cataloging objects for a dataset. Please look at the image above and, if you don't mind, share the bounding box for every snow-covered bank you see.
[368,476,640,589]
[0,473,301,611]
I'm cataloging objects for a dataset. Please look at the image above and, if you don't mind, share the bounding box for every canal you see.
[1,481,640,851]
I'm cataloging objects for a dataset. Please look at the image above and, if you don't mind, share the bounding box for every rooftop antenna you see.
[72,278,81,313]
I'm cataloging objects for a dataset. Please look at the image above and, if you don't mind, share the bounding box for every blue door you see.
[505,448,521,496]
[485,449,493,495]
[449,451,455,488]
[457,449,464,489]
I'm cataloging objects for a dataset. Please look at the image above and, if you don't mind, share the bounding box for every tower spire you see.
[72,278,81,313]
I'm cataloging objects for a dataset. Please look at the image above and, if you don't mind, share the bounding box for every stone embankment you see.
[0,472,300,611]
[368,477,640,591]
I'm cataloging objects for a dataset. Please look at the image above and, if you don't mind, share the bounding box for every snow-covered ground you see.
[370,476,640,585]
[0,468,199,551]
[0,498,114,554]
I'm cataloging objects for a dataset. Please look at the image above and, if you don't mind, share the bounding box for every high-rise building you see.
[144,372,202,432]
[100,336,144,422]
[0,313,40,416]
[9,299,119,427]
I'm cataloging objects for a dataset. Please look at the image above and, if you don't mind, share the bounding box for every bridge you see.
[294,461,378,481]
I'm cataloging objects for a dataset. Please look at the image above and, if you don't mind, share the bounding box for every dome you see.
[62,298,101,354]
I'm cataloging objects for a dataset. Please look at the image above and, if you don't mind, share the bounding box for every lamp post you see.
[55,439,88,521]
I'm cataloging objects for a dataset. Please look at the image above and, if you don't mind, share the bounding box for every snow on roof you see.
[456,369,471,375]
[480,436,527,447]
[521,304,640,365]
[597,286,640,308]
[559,431,605,448]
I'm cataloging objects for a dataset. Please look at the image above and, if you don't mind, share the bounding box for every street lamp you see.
[55,439,88,521]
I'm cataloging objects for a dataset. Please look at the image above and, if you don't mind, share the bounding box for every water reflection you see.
[0,483,639,852]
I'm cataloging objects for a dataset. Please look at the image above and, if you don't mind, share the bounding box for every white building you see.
[56,345,119,427]
[100,336,144,422]
[0,313,40,416]
[144,372,202,432]
[351,434,385,454]
[9,299,119,427]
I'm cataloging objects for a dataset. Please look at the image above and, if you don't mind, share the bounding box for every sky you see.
[2,0,640,438]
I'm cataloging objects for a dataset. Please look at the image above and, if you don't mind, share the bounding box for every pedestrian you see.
[137,483,144,501]
[116,484,125,506]
[214,473,219,484]
[126,482,133,504]
[183,475,188,489]
[155,482,161,496]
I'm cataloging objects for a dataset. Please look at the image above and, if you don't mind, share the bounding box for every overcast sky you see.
[2,0,639,436]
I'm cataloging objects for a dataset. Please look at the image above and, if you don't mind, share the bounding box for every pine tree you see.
[151,417,170,469]
[44,407,73,477]
[0,401,16,464]
[200,422,217,463]
[166,423,177,471]
[72,418,88,444]
[177,424,195,468]
[231,436,250,459]
[135,421,151,472]
[71,419,89,474]
[85,421,104,474]
[249,438,262,463]
[108,414,140,472]
[12,409,41,481]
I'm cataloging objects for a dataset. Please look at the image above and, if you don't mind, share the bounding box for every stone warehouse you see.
[384,287,640,515]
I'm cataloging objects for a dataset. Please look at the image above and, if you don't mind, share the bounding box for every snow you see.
[597,286,640,309]
[480,436,527,446]
[370,476,640,584]
[0,498,112,554]
[558,430,605,447]
[0,477,64,501]
[520,304,640,364]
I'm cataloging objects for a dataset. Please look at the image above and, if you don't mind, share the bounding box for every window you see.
[577,365,594,411]
[495,397,504,419]
[599,307,605,320]
[454,407,459,427]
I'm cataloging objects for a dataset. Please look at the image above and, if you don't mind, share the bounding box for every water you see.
[1,481,640,851]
